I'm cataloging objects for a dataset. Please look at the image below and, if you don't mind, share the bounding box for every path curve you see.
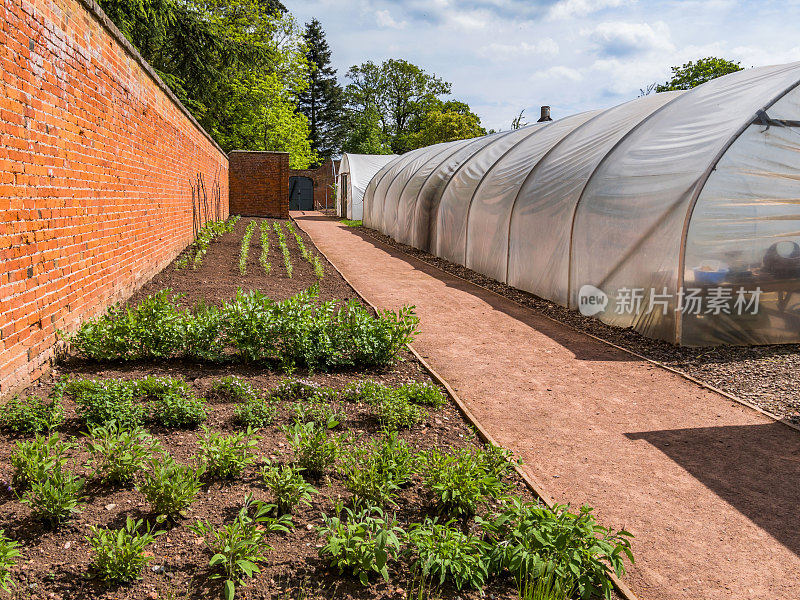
[294,212,800,600]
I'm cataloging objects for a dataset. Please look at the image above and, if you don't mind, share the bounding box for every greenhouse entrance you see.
[289,176,314,210]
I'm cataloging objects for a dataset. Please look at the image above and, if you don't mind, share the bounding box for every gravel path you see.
[353,225,800,423]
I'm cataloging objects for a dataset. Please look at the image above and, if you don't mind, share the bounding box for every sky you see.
[284,0,800,131]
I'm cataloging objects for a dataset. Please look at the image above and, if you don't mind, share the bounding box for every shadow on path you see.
[627,422,800,557]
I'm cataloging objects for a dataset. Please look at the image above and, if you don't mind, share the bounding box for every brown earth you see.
[294,211,800,600]
[0,217,547,600]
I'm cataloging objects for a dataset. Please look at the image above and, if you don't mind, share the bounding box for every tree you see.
[655,57,743,92]
[403,100,485,150]
[98,0,316,167]
[511,109,527,130]
[297,19,344,164]
[343,59,483,154]
[341,107,393,155]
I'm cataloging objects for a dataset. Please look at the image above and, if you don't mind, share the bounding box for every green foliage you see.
[478,498,634,600]
[239,221,256,275]
[22,466,85,527]
[87,517,164,583]
[68,378,148,429]
[176,217,239,270]
[0,394,64,435]
[0,530,20,592]
[137,455,203,516]
[343,59,484,154]
[273,222,293,278]
[420,448,506,516]
[340,219,362,227]
[197,427,260,480]
[284,421,339,475]
[312,256,325,279]
[98,0,316,164]
[138,376,208,428]
[407,518,490,590]
[189,495,293,600]
[401,382,446,408]
[403,101,486,150]
[259,221,271,274]
[68,376,206,430]
[291,394,345,430]
[10,433,72,491]
[86,423,161,485]
[297,18,344,162]
[317,505,405,586]
[655,57,743,92]
[70,287,418,370]
[235,396,277,428]
[211,376,261,402]
[339,432,415,507]
[260,461,316,514]
[374,392,427,430]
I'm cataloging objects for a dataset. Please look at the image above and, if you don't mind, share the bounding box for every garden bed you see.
[0,217,630,600]
[353,224,800,424]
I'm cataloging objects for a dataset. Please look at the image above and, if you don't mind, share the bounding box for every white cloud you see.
[530,65,584,82]
[374,9,406,29]
[480,39,560,60]
[548,0,634,20]
[583,21,674,57]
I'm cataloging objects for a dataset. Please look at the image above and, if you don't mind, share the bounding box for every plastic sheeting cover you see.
[337,153,397,220]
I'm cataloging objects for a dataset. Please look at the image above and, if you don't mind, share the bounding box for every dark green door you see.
[289,176,314,210]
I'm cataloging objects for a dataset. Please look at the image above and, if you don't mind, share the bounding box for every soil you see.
[2,217,544,600]
[353,225,800,423]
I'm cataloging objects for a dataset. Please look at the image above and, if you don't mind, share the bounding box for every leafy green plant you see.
[291,396,345,430]
[137,455,203,516]
[239,220,256,275]
[87,516,164,583]
[339,433,416,507]
[273,222,293,278]
[420,448,506,516]
[0,530,20,592]
[313,256,324,279]
[189,495,293,600]
[68,378,147,429]
[375,393,427,430]
[138,375,208,428]
[235,396,277,428]
[284,422,338,475]
[317,505,405,586]
[407,518,490,590]
[339,380,392,404]
[22,466,85,527]
[0,394,64,435]
[517,570,574,600]
[10,433,72,491]
[401,382,446,408]
[259,221,271,274]
[260,461,316,514]
[175,217,240,271]
[197,427,260,480]
[340,219,362,227]
[211,376,260,402]
[85,422,160,485]
[70,287,417,370]
[478,498,633,600]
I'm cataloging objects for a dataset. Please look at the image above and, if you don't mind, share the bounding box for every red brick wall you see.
[0,0,229,394]
[229,151,289,218]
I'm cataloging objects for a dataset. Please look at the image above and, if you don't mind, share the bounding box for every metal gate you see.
[289,176,314,211]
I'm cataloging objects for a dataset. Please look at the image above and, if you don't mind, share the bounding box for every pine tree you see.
[297,18,343,164]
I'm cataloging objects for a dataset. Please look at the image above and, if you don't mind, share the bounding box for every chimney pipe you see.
[537,106,552,122]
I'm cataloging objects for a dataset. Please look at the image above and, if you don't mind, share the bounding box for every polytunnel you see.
[363,62,800,346]
[336,153,398,220]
